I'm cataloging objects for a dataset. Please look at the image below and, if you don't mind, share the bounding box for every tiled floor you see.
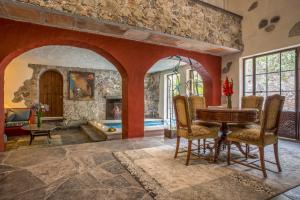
[0,135,300,200]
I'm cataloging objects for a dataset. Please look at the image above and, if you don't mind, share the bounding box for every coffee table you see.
[22,124,56,145]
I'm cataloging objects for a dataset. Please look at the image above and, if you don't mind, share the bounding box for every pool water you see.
[104,120,166,129]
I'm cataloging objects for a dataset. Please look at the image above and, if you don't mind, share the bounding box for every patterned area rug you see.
[113,145,299,200]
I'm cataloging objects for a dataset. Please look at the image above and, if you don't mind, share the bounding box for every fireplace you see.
[106,96,122,120]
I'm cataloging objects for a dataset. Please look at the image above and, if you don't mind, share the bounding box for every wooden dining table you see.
[196,107,259,162]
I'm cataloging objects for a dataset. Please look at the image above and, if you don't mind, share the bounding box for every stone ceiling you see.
[0,0,243,56]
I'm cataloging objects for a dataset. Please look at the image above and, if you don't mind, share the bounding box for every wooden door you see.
[39,70,63,117]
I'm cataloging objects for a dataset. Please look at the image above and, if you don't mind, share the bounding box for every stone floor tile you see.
[271,194,293,200]
[101,160,127,174]
[284,186,300,200]
[0,170,45,200]
[4,147,66,167]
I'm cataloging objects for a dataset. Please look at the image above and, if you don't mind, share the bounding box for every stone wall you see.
[13,64,122,122]
[144,72,160,118]
[12,64,159,121]
[15,0,243,50]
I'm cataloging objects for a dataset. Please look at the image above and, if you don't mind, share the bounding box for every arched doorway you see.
[39,70,63,117]
[143,56,209,136]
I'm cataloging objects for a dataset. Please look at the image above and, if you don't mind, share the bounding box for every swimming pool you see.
[103,120,166,128]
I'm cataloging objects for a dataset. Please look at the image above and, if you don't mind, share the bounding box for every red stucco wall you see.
[0,18,221,151]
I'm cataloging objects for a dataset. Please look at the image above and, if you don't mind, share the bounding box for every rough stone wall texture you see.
[16,0,243,50]
[12,64,159,121]
[144,72,160,118]
[13,64,122,121]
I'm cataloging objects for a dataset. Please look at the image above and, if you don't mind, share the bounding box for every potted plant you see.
[223,77,234,108]
[31,102,49,127]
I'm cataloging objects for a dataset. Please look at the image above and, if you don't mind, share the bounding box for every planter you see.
[164,128,176,139]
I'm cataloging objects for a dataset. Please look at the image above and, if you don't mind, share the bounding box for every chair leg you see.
[186,140,192,166]
[227,141,231,165]
[203,139,206,154]
[174,136,180,159]
[259,147,267,178]
[273,142,282,172]
[198,139,200,155]
[245,144,249,160]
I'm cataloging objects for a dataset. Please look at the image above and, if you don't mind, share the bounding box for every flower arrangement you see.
[31,102,49,127]
[223,77,234,108]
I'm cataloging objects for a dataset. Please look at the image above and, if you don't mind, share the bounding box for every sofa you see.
[5,108,34,137]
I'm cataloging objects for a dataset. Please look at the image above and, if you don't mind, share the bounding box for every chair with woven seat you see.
[188,96,218,153]
[227,94,285,177]
[173,95,219,165]
[239,95,264,156]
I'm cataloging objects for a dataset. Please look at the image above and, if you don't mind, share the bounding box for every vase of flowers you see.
[31,102,49,128]
[223,77,234,109]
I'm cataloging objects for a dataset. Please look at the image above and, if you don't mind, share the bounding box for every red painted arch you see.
[0,18,221,151]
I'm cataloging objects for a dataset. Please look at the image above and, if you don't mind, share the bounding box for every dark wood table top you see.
[196,107,258,123]
[22,124,56,131]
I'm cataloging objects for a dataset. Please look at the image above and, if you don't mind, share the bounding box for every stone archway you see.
[0,41,128,151]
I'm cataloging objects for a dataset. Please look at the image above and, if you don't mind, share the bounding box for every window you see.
[188,70,204,96]
[243,49,296,111]
[166,73,180,119]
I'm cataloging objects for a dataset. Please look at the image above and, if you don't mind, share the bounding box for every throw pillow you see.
[6,110,16,122]
[12,109,31,121]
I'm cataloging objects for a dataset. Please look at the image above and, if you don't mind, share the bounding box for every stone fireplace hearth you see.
[106,96,122,120]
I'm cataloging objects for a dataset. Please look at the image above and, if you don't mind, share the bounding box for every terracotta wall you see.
[0,18,222,151]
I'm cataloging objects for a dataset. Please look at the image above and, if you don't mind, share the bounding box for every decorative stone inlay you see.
[258,19,268,29]
[289,21,300,37]
[265,24,275,32]
[248,1,258,12]
[222,61,232,74]
[3,0,243,51]
[270,16,280,24]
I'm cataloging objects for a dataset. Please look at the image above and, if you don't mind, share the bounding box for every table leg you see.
[214,122,228,162]
[29,133,33,145]
[47,131,51,144]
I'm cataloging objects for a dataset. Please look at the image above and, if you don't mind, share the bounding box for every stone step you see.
[80,125,107,142]
[88,121,122,140]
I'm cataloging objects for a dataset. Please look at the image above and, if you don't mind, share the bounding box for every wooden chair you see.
[189,96,206,122]
[188,96,218,153]
[173,95,219,165]
[227,94,285,177]
[240,95,264,155]
[241,95,264,124]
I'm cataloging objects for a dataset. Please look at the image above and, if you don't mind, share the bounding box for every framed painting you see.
[68,71,95,100]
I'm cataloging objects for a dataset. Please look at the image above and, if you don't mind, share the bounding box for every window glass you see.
[256,56,267,74]
[244,59,253,75]
[281,51,296,71]
[267,73,280,92]
[267,53,280,73]
[281,71,295,91]
[189,70,204,96]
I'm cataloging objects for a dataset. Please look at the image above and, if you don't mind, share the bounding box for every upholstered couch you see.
[5,108,33,136]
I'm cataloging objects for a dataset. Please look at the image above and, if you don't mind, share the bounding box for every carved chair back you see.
[241,95,264,122]
[173,95,192,133]
[188,96,206,121]
[260,94,285,142]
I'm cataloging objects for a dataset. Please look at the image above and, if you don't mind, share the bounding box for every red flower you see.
[223,77,234,96]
